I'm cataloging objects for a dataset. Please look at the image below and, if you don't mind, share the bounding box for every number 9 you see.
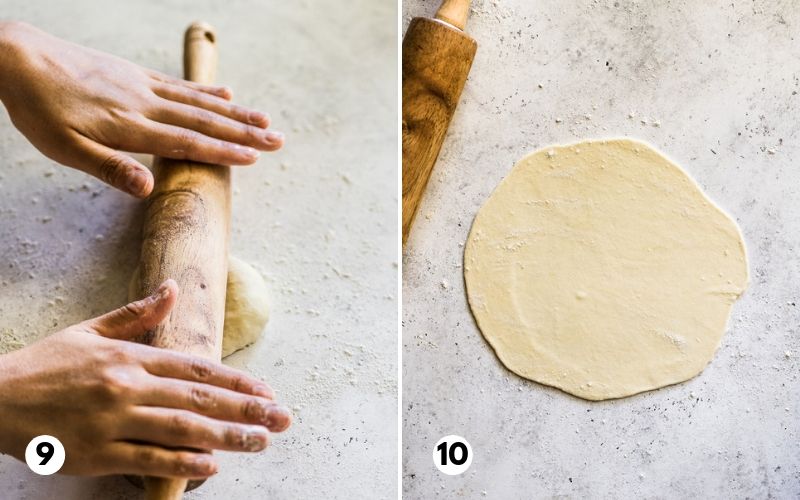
[25,435,65,475]
[36,442,54,465]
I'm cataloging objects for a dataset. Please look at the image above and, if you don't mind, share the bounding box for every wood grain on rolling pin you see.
[401,14,476,245]
[134,21,229,499]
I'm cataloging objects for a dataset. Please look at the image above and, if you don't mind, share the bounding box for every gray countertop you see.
[402,1,799,498]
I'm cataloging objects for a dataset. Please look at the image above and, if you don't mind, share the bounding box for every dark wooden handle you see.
[401,17,476,245]
[136,22,230,500]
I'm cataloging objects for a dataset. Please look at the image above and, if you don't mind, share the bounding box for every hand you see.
[0,279,291,479]
[0,21,284,197]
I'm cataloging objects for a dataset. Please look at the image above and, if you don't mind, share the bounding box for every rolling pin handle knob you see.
[184,21,218,84]
[435,0,471,31]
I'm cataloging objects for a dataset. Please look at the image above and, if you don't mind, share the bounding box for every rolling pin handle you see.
[435,0,471,31]
[183,21,218,84]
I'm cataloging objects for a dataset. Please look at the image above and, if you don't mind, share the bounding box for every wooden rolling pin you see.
[401,0,477,245]
[134,21,230,500]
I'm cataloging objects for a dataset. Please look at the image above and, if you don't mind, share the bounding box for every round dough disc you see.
[464,138,749,400]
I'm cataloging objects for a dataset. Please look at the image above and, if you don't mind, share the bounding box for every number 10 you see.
[436,440,468,465]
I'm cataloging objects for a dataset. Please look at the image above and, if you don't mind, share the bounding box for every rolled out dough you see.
[129,256,270,358]
[464,139,749,400]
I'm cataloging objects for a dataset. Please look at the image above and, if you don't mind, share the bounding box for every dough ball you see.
[464,139,749,400]
[222,256,270,358]
[128,256,270,358]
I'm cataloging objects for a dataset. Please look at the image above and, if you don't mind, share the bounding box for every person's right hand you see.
[0,279,291,479]
[0,21,284,198]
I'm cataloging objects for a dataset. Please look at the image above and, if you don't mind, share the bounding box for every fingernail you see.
[190,456,216,475]
[248,111,269,126]
[243,427,268,451]
[266,405,292,431]
[253,384,274,398]
[153,281,171,300]
[264,131,284,145]
[232,144,259,160]
[126,170,150,197]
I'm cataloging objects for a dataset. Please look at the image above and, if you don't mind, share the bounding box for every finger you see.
[87,279,178,340]
[146,70,233,100]
[136,121,260,165]
[151,100,283,151]
[152,83,270,128]
[102,442,217,479]
[140,377,291,431]
[122,407,270,452]
[141,351,275,399]
[74,138,154,197]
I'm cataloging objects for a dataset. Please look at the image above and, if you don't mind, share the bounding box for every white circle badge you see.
[25,435,65,475]
[432,435,472,475]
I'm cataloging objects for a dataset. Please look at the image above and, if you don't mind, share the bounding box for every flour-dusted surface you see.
[0,0,397,499]
[403,1,799,498]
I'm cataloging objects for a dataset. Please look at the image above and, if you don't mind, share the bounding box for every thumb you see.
[77,138,154,198]
[87,279,178,340]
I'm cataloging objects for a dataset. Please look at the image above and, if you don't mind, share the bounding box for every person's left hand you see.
[0,21,284,197]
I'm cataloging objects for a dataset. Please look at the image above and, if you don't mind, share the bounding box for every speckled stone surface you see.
[0,1,397,498]
[402,1,799,498]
